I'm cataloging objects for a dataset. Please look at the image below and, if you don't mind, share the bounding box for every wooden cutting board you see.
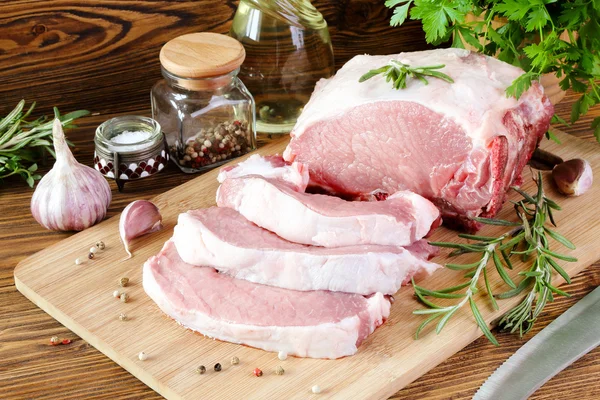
[14,129,600,400]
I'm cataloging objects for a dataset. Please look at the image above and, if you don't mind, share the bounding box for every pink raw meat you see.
[217,154,309,192]
[283,48,553,231]
[172,207,440,295]
[143,240,390,359]
[216,175,440,247]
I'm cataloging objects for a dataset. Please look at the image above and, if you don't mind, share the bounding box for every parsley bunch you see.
[385,0,600,141]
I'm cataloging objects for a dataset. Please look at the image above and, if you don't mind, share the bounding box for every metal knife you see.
[474,285,600,400]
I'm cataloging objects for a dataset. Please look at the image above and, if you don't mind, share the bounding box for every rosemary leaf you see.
[446,261,482,271]
[435,305,460,334]
[472,217,522,226]
[543,227,576,249]
[457,233,499,242]
[539,247,578,262]
[492,251,516,288]
[546,257,572,284]
[415,313,442,340]
[483,267,499,311]
[469,297,499,346]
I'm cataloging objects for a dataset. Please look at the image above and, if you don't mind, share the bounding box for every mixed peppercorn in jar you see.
[174,120,252,170]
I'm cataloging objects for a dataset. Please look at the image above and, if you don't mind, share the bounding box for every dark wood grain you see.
[1,1,600,399]
[0,0,430,118]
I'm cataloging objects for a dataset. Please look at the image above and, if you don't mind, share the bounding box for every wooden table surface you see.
[0,91,599,399]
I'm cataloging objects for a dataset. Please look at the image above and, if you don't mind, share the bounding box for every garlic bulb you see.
[119,200,162,258]
[552,158,593,196]
[31,119,111,231]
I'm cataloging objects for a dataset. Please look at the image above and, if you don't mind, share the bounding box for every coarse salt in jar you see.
[151,32,256,173]
[94,115,168,191]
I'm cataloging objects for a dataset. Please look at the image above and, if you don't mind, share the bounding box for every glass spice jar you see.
[94,115,168,191]
[151,32,256,173]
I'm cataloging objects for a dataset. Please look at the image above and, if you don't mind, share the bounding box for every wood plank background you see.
[1,1,599,399]
[0,0,431,117]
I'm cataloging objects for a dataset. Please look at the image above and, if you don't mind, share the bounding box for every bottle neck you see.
[161,67,238,91]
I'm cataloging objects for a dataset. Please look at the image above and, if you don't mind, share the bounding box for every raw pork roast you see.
[284,48,554,231]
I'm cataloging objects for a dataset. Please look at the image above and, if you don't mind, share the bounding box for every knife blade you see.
[474,285,600,400]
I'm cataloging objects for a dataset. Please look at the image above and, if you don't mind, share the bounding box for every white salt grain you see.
[111,130,152,144]
[110,131,153,151]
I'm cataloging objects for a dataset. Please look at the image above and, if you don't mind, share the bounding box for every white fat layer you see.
[217,154,309,192]
[143,260,391,359]
[172,212,440,295]
[290,49,525,148]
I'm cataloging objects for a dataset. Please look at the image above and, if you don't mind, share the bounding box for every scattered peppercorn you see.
[96,241,105,250]
[214,363,222,372]
[195,365,206,375]
[113,290,120,298]
[88,252,94,260]
[275,366,285,375]
[253,368,263,377]
[62,339,71,345]
[119,277,129,287]
[89,246,97,254]
[50,336,60,345]
[118,313,128,321]
[120,293,129,303]
[231,356,239,365]
[138,351,147,361]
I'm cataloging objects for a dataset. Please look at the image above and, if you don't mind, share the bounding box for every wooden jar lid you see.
[159,33,245,78]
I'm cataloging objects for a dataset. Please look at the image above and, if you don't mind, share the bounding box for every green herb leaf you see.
[388,0,413,27]
[469,297,499,346]
[359,60,453,89]
[0,101,89,187]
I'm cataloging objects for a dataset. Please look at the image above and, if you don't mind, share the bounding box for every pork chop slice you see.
[143,240,391,359]
[216,175,440,247]
[172,207,440,295]
[217,154,309,192]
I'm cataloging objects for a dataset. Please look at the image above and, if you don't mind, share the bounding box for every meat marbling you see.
[283,48,554,231]
[172,207,440,295]
[217,175,440,247]
[143,240,390,359]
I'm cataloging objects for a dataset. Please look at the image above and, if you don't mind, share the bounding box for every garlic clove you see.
[119,200,162,258]
[31,119,111,231]
[552,158,593,196]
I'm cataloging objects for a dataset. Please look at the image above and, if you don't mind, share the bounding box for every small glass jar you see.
[94,116,168,190]
[151,32,256,173]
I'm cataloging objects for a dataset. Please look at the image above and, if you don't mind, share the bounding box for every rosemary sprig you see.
[414,172,576,344]
[0,100,89,187]
[358,60,454,89]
